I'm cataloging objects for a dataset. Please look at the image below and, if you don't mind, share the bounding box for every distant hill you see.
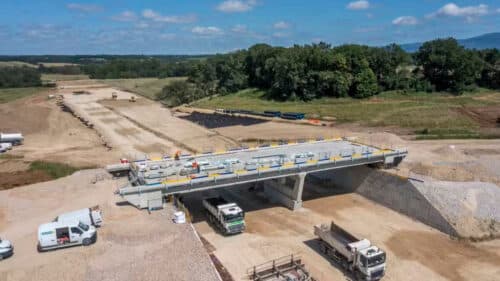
[400,32,500,52]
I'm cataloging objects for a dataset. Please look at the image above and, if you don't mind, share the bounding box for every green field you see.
[0,87,45,103]
[29,161,80,179]
[99,77,187,100]
[193,88,500,139]
[41,73,89,81]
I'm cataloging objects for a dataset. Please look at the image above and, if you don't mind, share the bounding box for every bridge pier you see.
[264,172,306,211]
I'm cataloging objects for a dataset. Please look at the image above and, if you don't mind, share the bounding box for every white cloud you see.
[273,32,290,38]
[273,21,290,29]
[112,11,137,22]
[191,26,223,36]
[427,3,489,20]
[142,9,197,23]
[347,1,370,10]
[392,16,418,26]
[67,3,102,13]
[216,0,257,13]
[231,24,248,33]
[135,22,149,29]
[159,33,176,40]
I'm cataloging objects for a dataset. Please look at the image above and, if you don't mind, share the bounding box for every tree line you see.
[81,59,195,79]
[159,38,500,106]
[0,67,41,88]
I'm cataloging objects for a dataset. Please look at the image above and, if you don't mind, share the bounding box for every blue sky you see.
[0,0,499,54]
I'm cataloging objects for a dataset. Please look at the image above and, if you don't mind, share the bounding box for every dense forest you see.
[159,38,500,105]
[0,67,41,88]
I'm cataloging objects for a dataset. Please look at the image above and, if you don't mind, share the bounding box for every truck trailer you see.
[54,206,103,227]
[203,197,245,235]
[314,221,386,281]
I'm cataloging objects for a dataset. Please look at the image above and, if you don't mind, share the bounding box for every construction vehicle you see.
[54,206,103,227]
[37,221,97,252]
[314,221,386,281]
[203,197,245,235]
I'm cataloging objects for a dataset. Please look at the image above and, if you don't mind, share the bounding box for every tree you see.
[350,67,378,98]
[416,38,483,93]
[157,80,203,106]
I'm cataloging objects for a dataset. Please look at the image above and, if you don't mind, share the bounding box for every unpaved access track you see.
[186,184,500,281]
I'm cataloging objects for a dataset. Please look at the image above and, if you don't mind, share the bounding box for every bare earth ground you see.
[0,88,119,170]
[186,185,500,281]
[1,80,500,281]
[0,170,220,281]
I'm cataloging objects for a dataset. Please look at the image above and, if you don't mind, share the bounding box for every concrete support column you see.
[291,172,306,209]
[263,172,307,211]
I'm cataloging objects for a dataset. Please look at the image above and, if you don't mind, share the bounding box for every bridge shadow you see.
[181,172,357,224]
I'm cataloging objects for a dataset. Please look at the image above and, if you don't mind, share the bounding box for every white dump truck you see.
[37,221,97,252]
[54,206,103,227]
[0,237,13,260]
[203,197,245,235]
[314,222,386,281]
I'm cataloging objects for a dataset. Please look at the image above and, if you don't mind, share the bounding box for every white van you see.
[37,221,97,252]
[55,206,103,227]
[0,237,13,260]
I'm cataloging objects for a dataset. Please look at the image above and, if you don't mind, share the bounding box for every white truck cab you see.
[38,221,97,252]
[355,245,386,280]
[0,237,13,260]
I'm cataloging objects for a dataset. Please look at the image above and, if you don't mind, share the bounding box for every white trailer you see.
[0,133,23,145]
[314,222,386,281]
[203,197,245,235]
[0,237,13,260]
[55,206,103,227]
[37,221,97,252]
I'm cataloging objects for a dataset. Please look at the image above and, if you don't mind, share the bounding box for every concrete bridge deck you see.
[116,138,407,210]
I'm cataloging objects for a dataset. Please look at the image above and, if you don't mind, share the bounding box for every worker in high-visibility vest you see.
[174,150,180,160]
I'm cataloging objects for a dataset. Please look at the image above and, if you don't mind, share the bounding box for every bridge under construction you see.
[111,138,407,211]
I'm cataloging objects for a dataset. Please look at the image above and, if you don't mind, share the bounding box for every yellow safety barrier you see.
[307,159,318,164]
[330,156,342,161]
[352,153,362,158]
[235,170,247,174]
[208,173,220,178]
[283,162,295,168]
[258,166,270,171]
[162,178,190,184]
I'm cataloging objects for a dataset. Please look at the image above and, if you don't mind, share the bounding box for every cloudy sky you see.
[0,0,499,54]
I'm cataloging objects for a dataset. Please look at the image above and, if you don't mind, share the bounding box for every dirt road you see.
[187,185,500,281]
[0,170,220,281]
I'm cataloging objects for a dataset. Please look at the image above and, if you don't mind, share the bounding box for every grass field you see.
[193,88,500,139]
[99,77,186,100]
[0,61,37,68]
[0,87,46,104]
[41,73,89,81]
[29,161,80,179]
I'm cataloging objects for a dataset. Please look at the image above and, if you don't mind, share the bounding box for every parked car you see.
[0,237,13,260]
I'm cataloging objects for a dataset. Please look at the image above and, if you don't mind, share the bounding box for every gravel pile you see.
[414,177,500,239]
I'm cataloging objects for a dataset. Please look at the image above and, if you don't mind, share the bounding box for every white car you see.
[0,237,13,260]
